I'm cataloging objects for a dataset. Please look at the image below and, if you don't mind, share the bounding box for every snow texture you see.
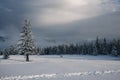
[0,55,120,80]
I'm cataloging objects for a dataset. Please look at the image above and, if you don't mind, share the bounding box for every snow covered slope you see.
[0,55,120,80]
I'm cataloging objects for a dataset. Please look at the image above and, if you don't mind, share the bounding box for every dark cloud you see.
[0,0,120,49]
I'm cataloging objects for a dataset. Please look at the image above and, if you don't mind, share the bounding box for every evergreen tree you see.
[116,40,120,56]
[92,45,98,56]
[0,50,3,55]
[107,42,113,55]
[102,38,108,55]
[37,48,41,55]
[111,45,118,56]
[95,36,100,55]
[9,45,15,55]
[3,49,9,59]
[17,18,36,61]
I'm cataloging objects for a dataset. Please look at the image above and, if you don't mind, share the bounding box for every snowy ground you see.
[0,55,120,80]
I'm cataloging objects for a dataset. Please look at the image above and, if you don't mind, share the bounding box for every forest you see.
[37,37,120,56]
[0,37,120,57]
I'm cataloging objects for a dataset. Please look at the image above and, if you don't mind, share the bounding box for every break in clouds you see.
[33,0,120,25]
[0,0,120,47]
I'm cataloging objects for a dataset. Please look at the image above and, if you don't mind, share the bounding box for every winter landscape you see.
[0,0,120,80]
[0,55,120,80]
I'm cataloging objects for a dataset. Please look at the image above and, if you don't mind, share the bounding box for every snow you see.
[0,55,120,80]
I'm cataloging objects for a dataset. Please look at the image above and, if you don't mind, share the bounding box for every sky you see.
[0,0,120,48]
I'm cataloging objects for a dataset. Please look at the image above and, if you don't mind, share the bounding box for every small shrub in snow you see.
[3,49,9,59]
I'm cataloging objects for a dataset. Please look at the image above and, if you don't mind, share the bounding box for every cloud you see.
[32,0,120,26]
[0,5,12,13]
[5,8,12,12]
[0,0,120,48]
[37,9,81,25]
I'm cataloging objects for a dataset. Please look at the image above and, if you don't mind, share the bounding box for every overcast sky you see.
[0,0,120,47]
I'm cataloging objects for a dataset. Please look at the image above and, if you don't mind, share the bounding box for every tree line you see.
[37,37,120,56]
[0,37,120,57]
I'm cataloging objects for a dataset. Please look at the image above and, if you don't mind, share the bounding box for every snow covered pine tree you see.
[17,18,36,61]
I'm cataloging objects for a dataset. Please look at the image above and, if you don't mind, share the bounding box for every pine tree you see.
[111,46,118,56]
[116,40,120,56]
[0,51,1,55]
[93,47,98,56]
[9,45,15,55]
[17,18,36,61]
[3,49,9,59]
[95,36,100,55]
[102,38,108,55]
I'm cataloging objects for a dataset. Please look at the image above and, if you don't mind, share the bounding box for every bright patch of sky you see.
[30,0,120,26]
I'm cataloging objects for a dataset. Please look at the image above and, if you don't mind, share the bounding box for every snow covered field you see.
[0,55,120,80]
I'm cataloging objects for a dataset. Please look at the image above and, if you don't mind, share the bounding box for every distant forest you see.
[0,37,120,57]
[37,37,120,56]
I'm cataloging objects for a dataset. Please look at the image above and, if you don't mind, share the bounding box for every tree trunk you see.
[26,54,29,61]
